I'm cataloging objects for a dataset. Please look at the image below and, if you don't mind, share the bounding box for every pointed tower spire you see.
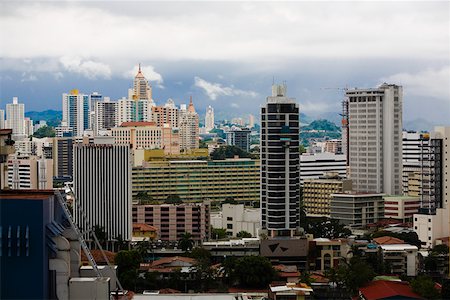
[188,95,196,113]
[138,63,141,72]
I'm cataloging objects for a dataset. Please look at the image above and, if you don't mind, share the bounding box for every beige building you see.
[310,238,350,272]
[152,99,180,128]
[7,156,53,189]
[383,195,420,222]
[303,173,352,217]
[324,139,342,154]
[331,193,384,227]
[132,202,210,241]
[111,121,180,155]
[179,97,199,151]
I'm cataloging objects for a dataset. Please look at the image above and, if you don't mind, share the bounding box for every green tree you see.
[135,191,153,204]
[299,144,306,154]
[337,256,375,294]
[236,231,252,238]
[305,217,351,239]
[441,279,450,300]
[188,247,211,261]
[165,194,183,204]
[233,256,277,288]
[223,197,238,205]
[210,145,250,160]
[411,275,440,300]
[33,125,56,138]
[211,227,227,239]
[299,271,315,286]
[92,225,107,249]
[431,244,449,255]
[199,140,208,149]
[115,250,142,290]
[178,232,194,252]
[115,234,128,251]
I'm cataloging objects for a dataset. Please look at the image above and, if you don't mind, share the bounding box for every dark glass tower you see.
[260,84,300,237]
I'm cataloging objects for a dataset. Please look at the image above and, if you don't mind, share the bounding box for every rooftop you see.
[359,280,422,300]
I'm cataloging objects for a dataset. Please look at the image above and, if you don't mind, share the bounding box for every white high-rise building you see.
[0,109,5,129]
[62,90,90,137]
[179,97,199,151]
[73,143,132,241]
[346,83,403,194]
[7,157,53,189]
[248,114,255,128]
[94,98,118,135]
[118,97,151,125]
[205,105,214,132]
[24,117,33,137]
[260,84,300,237]
[6,97,26,140]
[414,126,450,248]
[402,131,430,195]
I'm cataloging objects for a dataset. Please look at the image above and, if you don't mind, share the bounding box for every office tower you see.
[5,97,26,140]
[205,105,214,132]
[413,126,449,248]
[62,90,90,137]
[179,97,199,151]
[346,83,403,194]
[260,84,300,237]
[7,157,53,189]
[152,99,180,128]
[300,152,347,184]
[118,97,151,125]
[248,114,255,129]
[94,99,118,135]
[331,193,384,227]
[0,109,5,129]
[111,121,180,155]
[73,143,132,241]
[226,128,251,152]
[88,92,103,130]
[132,158,259,203]
[132,202,210,241]
[324,139,342,154]
[402,131,430,195]
[52,137,74,179]
[131,64,152,101]
[24,117,33,137]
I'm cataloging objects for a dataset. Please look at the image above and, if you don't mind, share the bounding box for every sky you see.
[0,1,449,126]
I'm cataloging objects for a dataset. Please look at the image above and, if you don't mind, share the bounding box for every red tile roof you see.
[373,236,405,245]
[81,249,116,264]
[151,256,196,267]
[359,280,423,300]
[133,223,157,232]
[120,121,156,127]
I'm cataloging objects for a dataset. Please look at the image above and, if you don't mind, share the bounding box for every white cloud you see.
[20,72,37,82]
[300,101,338,114]
[59,56,111,80]
[381,66,450,100]
[231,103,240,108]
[194,76,258,100]
[123,65,164,88]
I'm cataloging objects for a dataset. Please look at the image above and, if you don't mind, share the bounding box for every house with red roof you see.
[358,280,423,300]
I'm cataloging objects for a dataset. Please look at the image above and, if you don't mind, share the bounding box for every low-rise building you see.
[303,173,352,217]
[358,280,422,300]
[210,204,261,237]
[383,195,420,222]
[268,282,313,300]
[379,244,419,276]
[133,223,158,240]
[132,202,210,242]
[202,238,260,261]
[330,193,384,227]
[308,238,350,272]
[7,156,53,189]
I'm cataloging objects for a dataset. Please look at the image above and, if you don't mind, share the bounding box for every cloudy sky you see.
[0,1,449,126]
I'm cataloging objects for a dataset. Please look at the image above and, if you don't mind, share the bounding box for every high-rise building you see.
[152,99,180,128]
[73,143,132,241]
[248,114,255,129]
[5,97,26,140]
[346,83,403,194]
[300,153,347,184]
[52,137,74,179]
[402,131,429,195]
[260,84,300,237]
[62,90,90,137]
[0,109,5,129]
[226,128,251,152]
[179,97,199,151]
[118,97,152,125]
[24,117,33,137]
[205,105,214,132]
[94,98,118,135]
[413,126,450,248]
[131,64,152,101]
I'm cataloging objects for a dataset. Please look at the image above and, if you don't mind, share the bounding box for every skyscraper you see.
[179,97,199,151]
[73,143,132,241]
[226,128,251,152]
[152,99,180,128]
[5,97,26,140]
[131,64,152,101]
[94,98,118,135]
[62,90,90,137]
[346,83,403,194]
[205,105,214,132]
[0,109,5,129]
[260,84,300,237]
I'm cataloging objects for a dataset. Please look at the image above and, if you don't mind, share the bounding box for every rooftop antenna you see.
[272,76,275,85]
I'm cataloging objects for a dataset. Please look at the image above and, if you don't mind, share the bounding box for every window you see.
[227,224,233,229]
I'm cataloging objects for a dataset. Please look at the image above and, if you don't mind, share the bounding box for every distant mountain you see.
[300,112,314,125]
[25,110,62,127]
[403,118,435,132]
[301,119,341,132]
[316,112,342,126]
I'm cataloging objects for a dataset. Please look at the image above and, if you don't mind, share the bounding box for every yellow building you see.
[132,158,259,204]
[132,223,158,240]
[303,173,352,217]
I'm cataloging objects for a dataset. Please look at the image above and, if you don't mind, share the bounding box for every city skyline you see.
[0,1,449,126]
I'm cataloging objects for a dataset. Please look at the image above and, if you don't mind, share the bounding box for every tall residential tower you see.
[346,83,403,194]
[260,84,300,237]
[205,105,214,132]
